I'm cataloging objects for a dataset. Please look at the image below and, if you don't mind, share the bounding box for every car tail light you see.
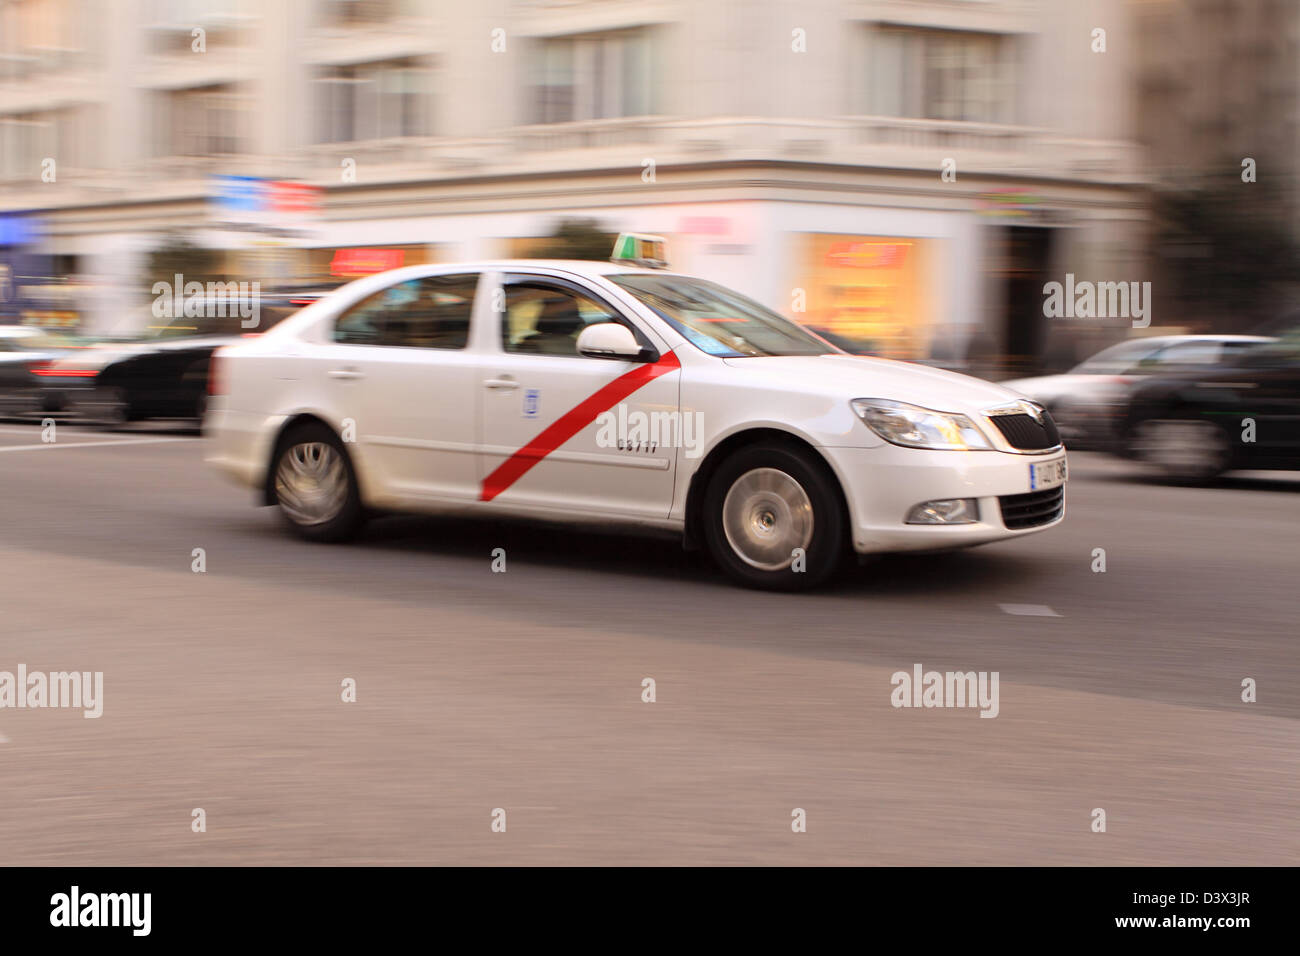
[208,349,226,396]
[30,362,97,378]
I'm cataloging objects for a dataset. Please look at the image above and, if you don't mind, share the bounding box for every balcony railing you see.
[503,115,1142,182]
[842,115,1144,181]
[0,114,1145,211]
[509,116,665,153]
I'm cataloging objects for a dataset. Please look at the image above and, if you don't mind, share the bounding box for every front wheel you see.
[702,442,848,590]
[272,424,365,542]
[1130,417,1231,483]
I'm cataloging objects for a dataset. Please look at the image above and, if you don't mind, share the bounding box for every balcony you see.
[842,116,1145,183]
[501,115,1144,184]
[0,114,1145,215]
[509,116,666,153]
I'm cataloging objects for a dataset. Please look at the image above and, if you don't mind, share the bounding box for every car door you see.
[1241,351,1300,461]
[131,343,213,418]
[475,272,680,518]
[321,272,482,501]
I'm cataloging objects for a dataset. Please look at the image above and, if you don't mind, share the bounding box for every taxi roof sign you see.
[611,233,667,269]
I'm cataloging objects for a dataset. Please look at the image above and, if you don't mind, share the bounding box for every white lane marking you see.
[0,437,195,453]
[999,603,1061,617]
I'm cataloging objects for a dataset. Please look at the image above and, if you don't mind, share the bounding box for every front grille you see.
[999,486,1064,530]
[989,411,1061,451]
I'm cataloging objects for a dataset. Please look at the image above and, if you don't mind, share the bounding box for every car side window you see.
[500,280,628,357]
[1078,340,1159,374]
[1222,340,1265,361]
[1238,341,1300,369]
[1149,340,1222,366]
[333,274,476,349]
[1120,345,1171,373]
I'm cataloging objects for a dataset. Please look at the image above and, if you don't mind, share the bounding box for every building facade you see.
[1,0,1147,372]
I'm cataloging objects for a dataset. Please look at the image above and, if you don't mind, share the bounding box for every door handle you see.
[328,368,364,380]
[484,377,519,390]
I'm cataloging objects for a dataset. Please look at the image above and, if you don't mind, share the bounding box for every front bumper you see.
[823,443,1067,555]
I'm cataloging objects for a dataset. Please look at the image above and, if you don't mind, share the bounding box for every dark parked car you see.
[0,325,87,418]
[1002,334,1274,449]
[40,290,333,427]
[1122,335,1300,481]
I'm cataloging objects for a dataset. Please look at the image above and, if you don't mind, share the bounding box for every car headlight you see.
[851,399,992,451]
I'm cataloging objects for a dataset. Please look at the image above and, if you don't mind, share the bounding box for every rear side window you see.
[334,274,477,349]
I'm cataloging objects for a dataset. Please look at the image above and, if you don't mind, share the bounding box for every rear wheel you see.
[703,442,848,590]
[1131,417,1231,483]
[74,386,130,428]
[272,423,365,542]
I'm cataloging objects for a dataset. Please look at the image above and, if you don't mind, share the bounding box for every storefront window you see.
[794,233,937,360]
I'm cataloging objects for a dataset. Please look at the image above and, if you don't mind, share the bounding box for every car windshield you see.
[609,274,835,357]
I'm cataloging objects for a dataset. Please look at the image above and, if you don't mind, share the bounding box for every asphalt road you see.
[1,421,1297,865]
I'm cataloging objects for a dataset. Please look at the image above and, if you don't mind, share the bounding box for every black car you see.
[1122,336,1300,481]
[40,289,333,426]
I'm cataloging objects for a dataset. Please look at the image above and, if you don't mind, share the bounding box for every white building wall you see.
[1,0,1146,353]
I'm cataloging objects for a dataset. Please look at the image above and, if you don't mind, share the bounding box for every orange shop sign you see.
[330,248,406,276]
[824,241,911,269]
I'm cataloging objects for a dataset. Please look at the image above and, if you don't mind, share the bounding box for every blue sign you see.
[0,215,41,247]
[210,175,266,213]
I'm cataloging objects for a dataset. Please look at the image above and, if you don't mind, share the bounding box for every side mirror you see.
[576,322,651,360]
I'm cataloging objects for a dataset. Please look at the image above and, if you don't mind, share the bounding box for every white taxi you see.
[205,258,1066,589]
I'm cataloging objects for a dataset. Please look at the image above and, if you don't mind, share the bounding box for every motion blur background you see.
[3,1,1299,868]
[1,0,1296,378]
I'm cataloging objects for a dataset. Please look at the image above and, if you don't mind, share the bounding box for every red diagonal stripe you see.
[480,349,681,502]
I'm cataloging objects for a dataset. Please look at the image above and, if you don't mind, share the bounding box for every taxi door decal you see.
[479,349,680,502]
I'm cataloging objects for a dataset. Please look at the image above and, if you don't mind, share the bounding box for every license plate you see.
[1029,457,1067,491]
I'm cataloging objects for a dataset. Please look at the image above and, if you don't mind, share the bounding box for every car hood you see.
[720,354,1022,415]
